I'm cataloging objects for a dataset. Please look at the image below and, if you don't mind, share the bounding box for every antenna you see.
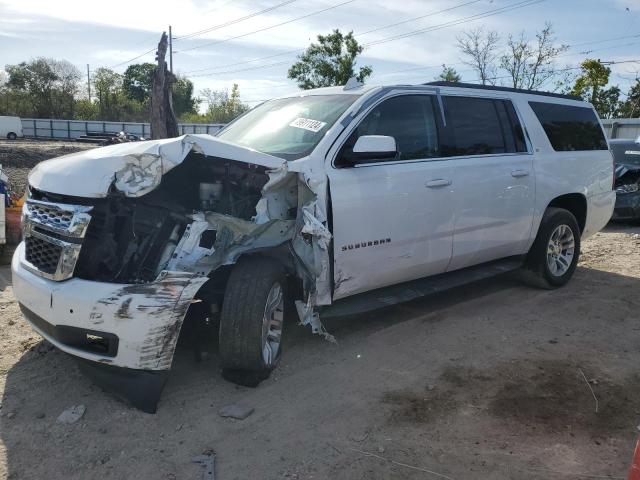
[344,77,363,90]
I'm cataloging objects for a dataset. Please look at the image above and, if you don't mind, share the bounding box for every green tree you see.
[122,63,155,103]
[435,64,461,82]
[3,58,81,118]
[172,76,199,117]
[92,67,123,120]
[288,29,372,89]
[620,79,640,118]
[571,59,621,118]
[198,83,249,123]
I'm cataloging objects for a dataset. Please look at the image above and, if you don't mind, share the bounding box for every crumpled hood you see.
[28,134,286,198]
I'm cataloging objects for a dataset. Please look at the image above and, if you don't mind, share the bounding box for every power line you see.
[174,0,298,41]
[175,0,357,53]
[182,48,303,74]
[108,0,297,70]
[356,0,486,37]
[568,32,640,49]
[180,0,487,75]
[363,0,545,48]
[183,0,543,77]
[110,46,156,69]
[190,59,292,77]
[184,30,640,78]
[562,40,640,58]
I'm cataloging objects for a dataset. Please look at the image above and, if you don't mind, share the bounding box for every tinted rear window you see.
[529,102,607,151]
[442,97,527,156]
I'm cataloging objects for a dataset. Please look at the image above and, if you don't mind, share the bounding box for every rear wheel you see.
[219,257,286,377]
[6,132,17,140]
[524,207,581,289]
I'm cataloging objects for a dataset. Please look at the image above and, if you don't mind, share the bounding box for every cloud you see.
[0,0,637,106]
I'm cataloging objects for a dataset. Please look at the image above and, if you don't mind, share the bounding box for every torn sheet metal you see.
[166,212,295,273]
[295,297,336,343]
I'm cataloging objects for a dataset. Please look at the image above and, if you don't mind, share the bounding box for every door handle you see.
[426,179,452,188]
[511,169,529,178]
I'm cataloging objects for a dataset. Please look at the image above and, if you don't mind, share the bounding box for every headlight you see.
[616,183,640,194]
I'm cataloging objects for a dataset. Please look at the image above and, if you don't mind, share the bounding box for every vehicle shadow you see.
[1,264,639,479]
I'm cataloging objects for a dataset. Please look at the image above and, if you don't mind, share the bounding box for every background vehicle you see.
[610,137,640,222]
[11,82,615,412]
[0,116,23,140]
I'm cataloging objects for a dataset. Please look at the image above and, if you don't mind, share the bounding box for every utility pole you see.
[86,64,91,101]
[169,25,173,73]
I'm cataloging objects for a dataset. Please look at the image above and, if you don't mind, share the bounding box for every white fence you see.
[21,118,226,140]
[21,116,640,142]
[601,119,640,140]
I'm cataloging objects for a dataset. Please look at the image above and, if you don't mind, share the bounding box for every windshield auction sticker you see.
[289,117,327,133]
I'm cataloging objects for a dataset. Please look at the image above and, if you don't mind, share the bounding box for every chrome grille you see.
[25,236,63,274]
[26,203,74,230]
[21,199,93,281]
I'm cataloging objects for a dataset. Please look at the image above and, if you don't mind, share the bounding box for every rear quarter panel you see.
[513,95,614,246]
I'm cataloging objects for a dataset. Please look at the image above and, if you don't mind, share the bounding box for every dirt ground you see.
[0,139,95,196]
[0,139,638,479]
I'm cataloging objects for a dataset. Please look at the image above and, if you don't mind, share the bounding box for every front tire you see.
[525,207,581,289]
[219,257,286,375]
[7,132,17,140]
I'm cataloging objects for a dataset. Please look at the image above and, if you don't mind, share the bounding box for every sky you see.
[0,0,639,110]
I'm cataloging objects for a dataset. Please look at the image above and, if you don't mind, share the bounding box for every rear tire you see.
[219,257,286,376]
[7,133,17,140]
[524,207,581,289]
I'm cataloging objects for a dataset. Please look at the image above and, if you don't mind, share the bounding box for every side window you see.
[442,96,520,156]
[341,95,440,162]
[529,101,608,151]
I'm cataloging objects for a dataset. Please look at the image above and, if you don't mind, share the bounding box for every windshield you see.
[217,94,359,160]
[611,141,640,166]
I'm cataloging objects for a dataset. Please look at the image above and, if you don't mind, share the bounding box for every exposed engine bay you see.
[30,155,285,284]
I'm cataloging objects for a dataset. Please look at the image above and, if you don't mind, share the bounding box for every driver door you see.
[327,94,455,300]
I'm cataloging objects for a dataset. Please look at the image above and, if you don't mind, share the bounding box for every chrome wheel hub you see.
[261,282,284,367]
[546,224,575,277]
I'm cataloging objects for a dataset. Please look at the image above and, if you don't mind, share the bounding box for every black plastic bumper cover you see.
[613,192,640,220]
[76,358,168,414]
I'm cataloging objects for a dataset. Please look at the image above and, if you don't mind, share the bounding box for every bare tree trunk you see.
[150,32,178,139]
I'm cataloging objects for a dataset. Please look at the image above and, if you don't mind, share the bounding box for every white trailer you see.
[0,116,23,140]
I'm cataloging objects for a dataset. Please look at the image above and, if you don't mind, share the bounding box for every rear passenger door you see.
[442,96,535,271]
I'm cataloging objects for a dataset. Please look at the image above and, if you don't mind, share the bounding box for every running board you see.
[321,256,525,318]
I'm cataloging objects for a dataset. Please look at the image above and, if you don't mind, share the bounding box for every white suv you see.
[12,81,615,412]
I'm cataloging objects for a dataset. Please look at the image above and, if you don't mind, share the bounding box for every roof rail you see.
[423,81,582,101]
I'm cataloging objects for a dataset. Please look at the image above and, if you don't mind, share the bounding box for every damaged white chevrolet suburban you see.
[12,81,615,412]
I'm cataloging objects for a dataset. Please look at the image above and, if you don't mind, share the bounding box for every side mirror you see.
[339,135,397,167]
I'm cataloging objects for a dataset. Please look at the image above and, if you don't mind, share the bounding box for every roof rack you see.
[424,81,582,101]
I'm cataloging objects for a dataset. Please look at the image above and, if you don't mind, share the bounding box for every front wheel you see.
[524,207,581,289]
[219,257,286,377]
[7,132,17,140]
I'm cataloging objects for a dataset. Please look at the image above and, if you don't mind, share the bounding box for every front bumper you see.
[12,242,208,411]
[612,191,640,221]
